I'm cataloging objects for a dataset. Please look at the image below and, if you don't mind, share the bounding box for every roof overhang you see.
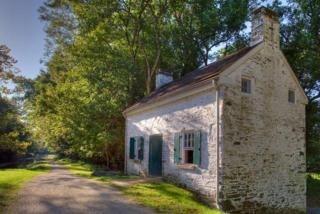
[123,77,218,117]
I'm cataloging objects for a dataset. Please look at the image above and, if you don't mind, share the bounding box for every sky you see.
[0,0,46,79]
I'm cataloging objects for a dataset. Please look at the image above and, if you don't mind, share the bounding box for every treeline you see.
[25,0,249,169]
[0,45,36,163]
[23,0,319,170]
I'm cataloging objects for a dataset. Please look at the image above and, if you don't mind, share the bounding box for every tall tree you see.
[270,0,320,169]
[0,44,31,163]
[29,0,250,168]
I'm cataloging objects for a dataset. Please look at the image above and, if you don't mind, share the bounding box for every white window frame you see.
[181,131,195,164]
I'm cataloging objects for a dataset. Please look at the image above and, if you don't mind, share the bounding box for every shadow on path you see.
[6,163,154,214]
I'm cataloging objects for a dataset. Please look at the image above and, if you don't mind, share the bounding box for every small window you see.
[183,132,195,164]
[174,131,201,166]
[288,90,295,103]
[241,78,252,94]
[129,136,144,160]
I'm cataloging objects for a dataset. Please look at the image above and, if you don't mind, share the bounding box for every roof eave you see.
[123,76,219,117]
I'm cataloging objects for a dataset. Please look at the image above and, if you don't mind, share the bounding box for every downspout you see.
[213,79,220,208]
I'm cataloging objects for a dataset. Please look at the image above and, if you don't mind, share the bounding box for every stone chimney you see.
[155,69,173,89]
[250,7,280,49]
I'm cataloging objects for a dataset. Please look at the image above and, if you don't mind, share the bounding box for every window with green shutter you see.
[129,137,135,159]
[174,133,181,164]
[129,136,144,160]
[137,137,144,160]
[174,130,201,166]
[193,130,201,166]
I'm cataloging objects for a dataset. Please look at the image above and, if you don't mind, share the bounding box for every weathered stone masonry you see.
[218,46,306,212]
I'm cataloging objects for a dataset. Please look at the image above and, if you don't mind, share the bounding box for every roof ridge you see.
[185,45,253,77]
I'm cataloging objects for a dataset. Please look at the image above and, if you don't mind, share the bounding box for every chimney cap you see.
[252,6,279,21]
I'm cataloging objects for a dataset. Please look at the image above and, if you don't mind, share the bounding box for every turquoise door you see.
[148,135,163,176]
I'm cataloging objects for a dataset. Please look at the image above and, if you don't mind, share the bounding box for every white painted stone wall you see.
[125,89,219,203]
[218,44,306,212]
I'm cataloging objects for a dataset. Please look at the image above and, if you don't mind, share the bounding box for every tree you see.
[269,0,320,170]
[0,44,32,163]
[29,0,250,168]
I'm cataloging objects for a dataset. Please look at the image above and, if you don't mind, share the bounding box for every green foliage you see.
[0,97,30,160]
[0,45,34,163]
[269,0,320,170]
[123,182,223,214]
[27,0,250,169]
[28,0,320,171]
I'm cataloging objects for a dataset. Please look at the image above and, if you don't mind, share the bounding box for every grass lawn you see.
[307,171,320,207]
[0,160,51,210]
[123,182,223,214]
[58,158,222,214]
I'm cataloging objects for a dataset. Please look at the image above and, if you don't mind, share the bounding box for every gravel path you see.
[6,164,154,214]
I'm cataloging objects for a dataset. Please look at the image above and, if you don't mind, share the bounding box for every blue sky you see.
[0,0,46,79]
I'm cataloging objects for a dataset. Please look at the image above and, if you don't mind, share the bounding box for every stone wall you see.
[125,89,219,204]
[218,45,306,213]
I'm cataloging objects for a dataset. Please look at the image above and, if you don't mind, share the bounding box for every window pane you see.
[241,78,251,94]
[184,150,194,164]
[288,90,295,103]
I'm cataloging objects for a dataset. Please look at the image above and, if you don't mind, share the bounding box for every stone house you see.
[123,7,307,213]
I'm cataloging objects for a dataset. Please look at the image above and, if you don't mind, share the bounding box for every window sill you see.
[177,164,197,170]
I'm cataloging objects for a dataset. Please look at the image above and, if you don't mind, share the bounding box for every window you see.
[241,78,252,94]
[183,132,195,164]
[129,136,144,160]
[174,131,201,166]
[288,90,295,103]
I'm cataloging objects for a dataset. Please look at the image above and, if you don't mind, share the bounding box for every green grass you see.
[307,171,320,207]
[0,160,51,210]
[57,158,137,182]
[123,182,222,214]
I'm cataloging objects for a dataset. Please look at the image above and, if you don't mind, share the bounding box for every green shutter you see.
[129,137,135,159]
[193,130,201,166]
[174,133,181,164]
[138,137,144,160]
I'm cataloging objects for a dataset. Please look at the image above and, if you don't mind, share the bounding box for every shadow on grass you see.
[57,159,138,183]
[307,172,320,207]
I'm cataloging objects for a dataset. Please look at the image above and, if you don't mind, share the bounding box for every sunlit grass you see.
[123,182,223,214]
[0,160,51,211]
